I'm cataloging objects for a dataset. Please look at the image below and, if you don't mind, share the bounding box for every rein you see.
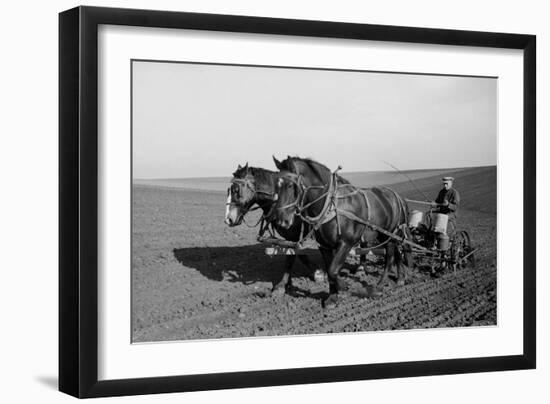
[277,169,343,229]
[276,174,332,224]
[277,168,405,243]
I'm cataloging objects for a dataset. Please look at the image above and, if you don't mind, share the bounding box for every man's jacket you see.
[435,188,460,218]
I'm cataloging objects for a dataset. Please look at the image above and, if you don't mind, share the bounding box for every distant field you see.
[134,177,230,192]
[341,167,472,188]
[133,166,478,192]
[389,166,496,214]
[132,165,496,342]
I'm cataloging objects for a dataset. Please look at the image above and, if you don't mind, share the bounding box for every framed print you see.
[59,6,536,398]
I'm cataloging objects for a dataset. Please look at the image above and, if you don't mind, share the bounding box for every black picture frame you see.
[59,5,536,399]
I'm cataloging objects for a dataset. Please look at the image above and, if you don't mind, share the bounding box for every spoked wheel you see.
[451,230,476,271]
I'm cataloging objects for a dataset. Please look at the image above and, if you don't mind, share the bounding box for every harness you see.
[276,168,408,249]
[226,176,276,231]
[275,172,337,228]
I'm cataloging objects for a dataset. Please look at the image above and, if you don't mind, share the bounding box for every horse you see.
[272,156,412,308]
[224,163,318,295]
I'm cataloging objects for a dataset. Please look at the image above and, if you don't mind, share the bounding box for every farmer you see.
[432,176,460,236]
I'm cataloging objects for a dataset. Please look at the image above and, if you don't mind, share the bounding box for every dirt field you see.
[132,166,497,342]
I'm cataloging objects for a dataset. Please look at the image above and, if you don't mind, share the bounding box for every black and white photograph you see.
[1,0,544,401]
[131,60,497,342]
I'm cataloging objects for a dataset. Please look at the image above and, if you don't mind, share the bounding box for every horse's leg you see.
[404,226,415,268]
[372,241,395,297]
[319,246,333,272]
[323,242,352,309]
[402,243,414,269]
[395,246,407,287]
[357,246,367,273]
[397,226,415,286]
[358,257,366,272]
[272,255,295,296]
[397,228,413,286]
[357,233,370,273]
[297,254,318,280]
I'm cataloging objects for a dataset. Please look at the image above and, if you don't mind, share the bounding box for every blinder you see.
[275,173,306,213]
[226,175,277,226]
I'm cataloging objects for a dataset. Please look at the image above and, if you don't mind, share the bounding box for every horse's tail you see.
[377,186,414,267]
[394,191,414,268]
[398,192,409,226]
[377,186,409,229]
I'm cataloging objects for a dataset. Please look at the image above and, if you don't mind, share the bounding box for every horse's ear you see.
[273,156,283,170]
[237,164,242,170]
[244,162,248,170]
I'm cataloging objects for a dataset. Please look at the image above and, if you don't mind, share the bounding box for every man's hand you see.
[430,201,438,208]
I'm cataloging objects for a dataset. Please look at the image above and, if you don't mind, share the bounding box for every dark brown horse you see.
[272,156,412,308]
[224,163,318,295]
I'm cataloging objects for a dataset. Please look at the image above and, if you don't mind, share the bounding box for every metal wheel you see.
[451,230,476,271]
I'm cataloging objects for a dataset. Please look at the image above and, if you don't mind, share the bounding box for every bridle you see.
[226,176,276,227]
[273,173,304,212]
[272,164,408,250]
[276,171,337,227]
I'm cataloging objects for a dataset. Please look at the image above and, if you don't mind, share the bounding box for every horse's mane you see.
[249,167,276,184]
[233,165,277,189]
[282,156,350,184]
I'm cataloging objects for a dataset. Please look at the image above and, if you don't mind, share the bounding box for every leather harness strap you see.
[227,176,276,228]
[279,170,415,248]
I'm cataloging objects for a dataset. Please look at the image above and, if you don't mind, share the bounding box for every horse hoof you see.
[322,295,338,309]
[336,278,349,292]
[271,286,286,297]
[366,286,383,298]
[313,269,326,283]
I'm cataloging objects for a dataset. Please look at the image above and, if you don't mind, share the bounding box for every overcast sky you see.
[132,60,496,179]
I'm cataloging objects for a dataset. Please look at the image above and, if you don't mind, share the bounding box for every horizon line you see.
[134,163,496,181]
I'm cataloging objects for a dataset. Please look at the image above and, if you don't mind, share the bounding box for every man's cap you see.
[442,176,454,182]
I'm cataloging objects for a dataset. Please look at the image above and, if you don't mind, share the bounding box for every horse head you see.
[225,163,255,226]
[225,163,277,226]
[272,156,333,229]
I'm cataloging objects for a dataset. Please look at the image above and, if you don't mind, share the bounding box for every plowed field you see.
[132,166,497,342]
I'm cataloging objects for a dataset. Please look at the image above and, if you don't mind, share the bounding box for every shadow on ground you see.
[173,245,388,298]
[172,244,324,286]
